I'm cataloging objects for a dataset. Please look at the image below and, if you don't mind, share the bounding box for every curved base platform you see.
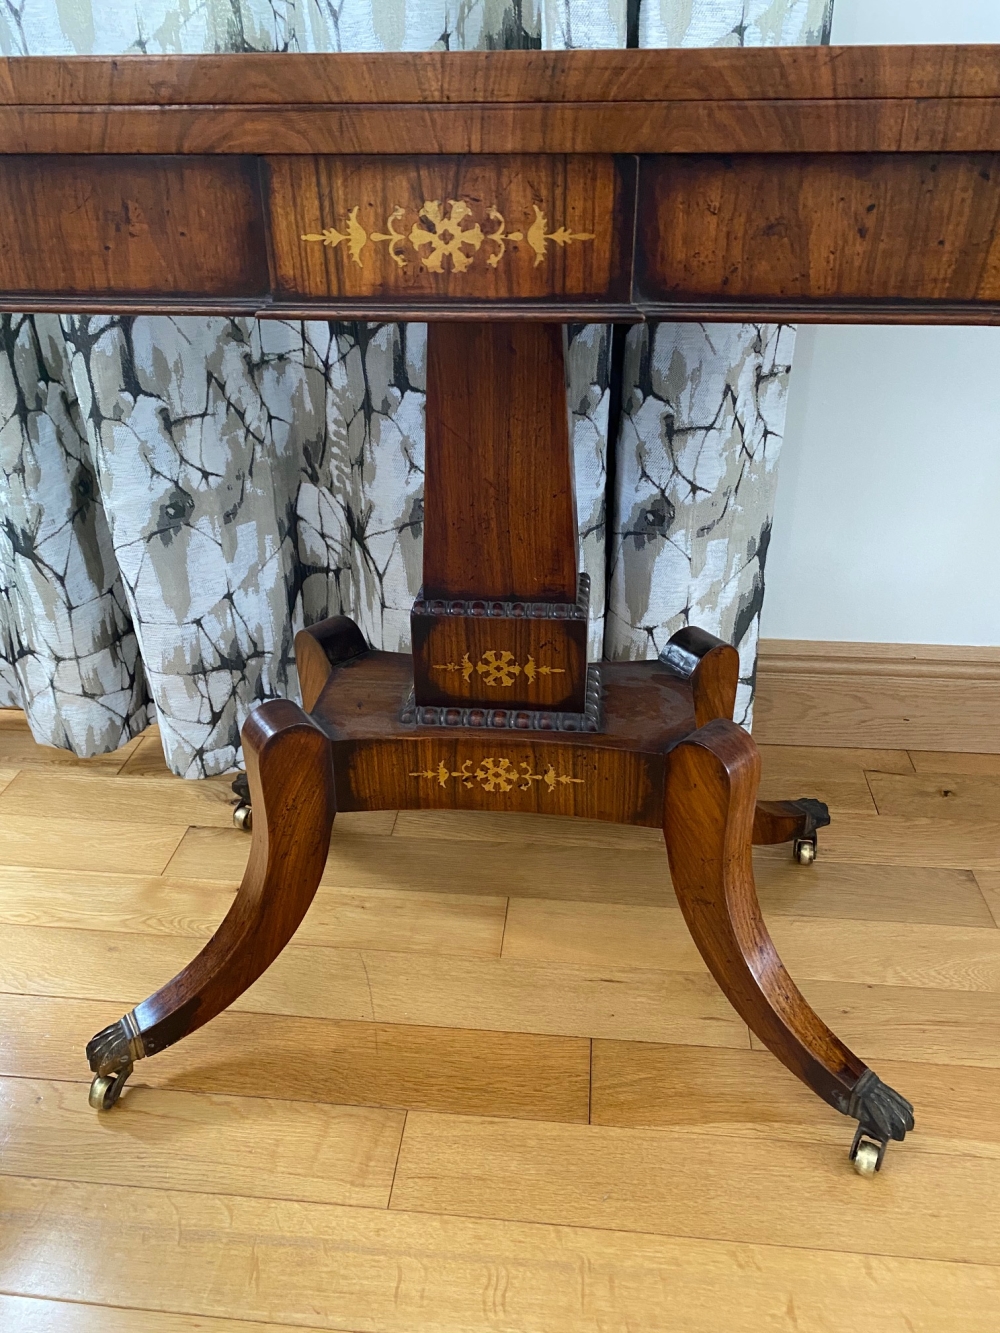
[313,650,695,826]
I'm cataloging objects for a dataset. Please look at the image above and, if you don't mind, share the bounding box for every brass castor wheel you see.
[88,1066,132,1111]
[852,1141,881,1176]
[231,772,252,832]
[793,836,816,865]
[849,1123,889,1177]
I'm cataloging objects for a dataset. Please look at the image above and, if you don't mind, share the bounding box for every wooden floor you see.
[1,709,999,1331]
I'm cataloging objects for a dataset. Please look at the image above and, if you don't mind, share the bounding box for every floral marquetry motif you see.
[431,650,567,688]
[409,757,584,794]
[301,199,594,274]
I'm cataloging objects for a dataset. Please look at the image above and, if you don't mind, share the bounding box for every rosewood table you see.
[6,44,998,1176]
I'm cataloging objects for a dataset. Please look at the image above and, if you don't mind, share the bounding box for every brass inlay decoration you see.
[408,199,484,273]
[302,200,595,273]
[432,649,567,688]
[410,757,584,794]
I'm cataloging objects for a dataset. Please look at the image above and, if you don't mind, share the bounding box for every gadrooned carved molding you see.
[401,664,602,732]
[412,573,590,622]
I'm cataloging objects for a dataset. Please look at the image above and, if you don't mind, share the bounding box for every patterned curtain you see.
[0,0,833,776]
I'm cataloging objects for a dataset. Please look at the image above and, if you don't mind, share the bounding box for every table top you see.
[2,47,999,324]
[1,46,1000,155]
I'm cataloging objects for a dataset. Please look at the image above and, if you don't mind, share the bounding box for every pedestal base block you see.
[411,576,591,712]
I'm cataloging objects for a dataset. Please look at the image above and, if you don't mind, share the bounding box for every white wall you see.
[759,0,1000,646]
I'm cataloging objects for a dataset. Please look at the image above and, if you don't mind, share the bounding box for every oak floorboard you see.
[0,924,745,1045]
[590,1042,1000,1159]
[756,979,1000,1069]
[974,869,1000,927]
[816,811,1000,869]
[503,900,1000,991]
[4,727,1000,1328]
[757,743,912,812]
[866,771,1000,823]
[749,853,992,927]
[166,825,679,906]
[0,866,507,957]
[0,1295,335,1333]
[339,947,743,1046]
[0,710,141,772]
[392,808,665,849]
[0,766,16,796]
[0,815,187,876]
[0,1076,403,1208]
[0,994,591,1123]
[3,1176,999,1333]
[164,823,994,921]
[908,751,1000,777]
[389,1111,1000,1264]
[0,769,239,828]
[114,725,173,777]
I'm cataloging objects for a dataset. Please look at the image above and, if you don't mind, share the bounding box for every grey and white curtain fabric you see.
[0,0,833,777]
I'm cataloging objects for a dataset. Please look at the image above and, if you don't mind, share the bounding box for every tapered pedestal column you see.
[411,322,590,718]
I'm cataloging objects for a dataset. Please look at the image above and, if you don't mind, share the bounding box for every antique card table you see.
[6,44,999,1174]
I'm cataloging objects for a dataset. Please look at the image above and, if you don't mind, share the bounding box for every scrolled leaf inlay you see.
[302,198,594,273]
[432,649,566,687]
[409,757,584,794]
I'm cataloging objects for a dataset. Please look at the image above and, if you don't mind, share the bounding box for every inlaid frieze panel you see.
[0,155,268,299]
[265,154,633,303]
[410,599,589,711]
[338,734,659,824]
[637,153,1000,307]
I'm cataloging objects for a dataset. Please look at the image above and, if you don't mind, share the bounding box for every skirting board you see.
[753,639,1000,753]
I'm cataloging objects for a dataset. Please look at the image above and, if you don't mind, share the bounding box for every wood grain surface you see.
[662,719,867,1116]
[6,1175,999,1333]
[591,1042,1000,1155]
[754,639,1000,751]
[2,47,999,106]
[639,154,1000,305]
[310,653,693,825]
[0,1075,404,1207]
[0,994,590,1123]
[4,99,1000,158]
[422,322,578,602]
[0,155,267,297]
[0,1295,329,1333]
[410,611,589,712]
[390,1111,1000,1263]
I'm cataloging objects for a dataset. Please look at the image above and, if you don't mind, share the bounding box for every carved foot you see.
[846,1069,915,1175]
[85,1012,146,1111]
